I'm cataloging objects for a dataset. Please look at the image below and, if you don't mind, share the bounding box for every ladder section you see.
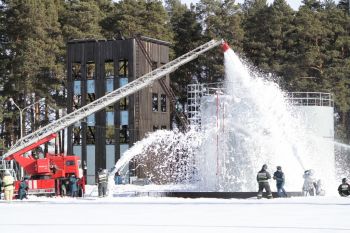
[135,36,188,129]
[3,39,223,159]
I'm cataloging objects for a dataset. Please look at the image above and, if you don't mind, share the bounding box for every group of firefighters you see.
[0,171,29,201]
[1,165,350,200]
[0,167,109,201]
[0,172,82,201]
[257,164,350,198]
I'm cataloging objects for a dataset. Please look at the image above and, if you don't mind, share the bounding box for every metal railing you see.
[0,159,17,180]
[187,82,225,126]
[288,92,333,107]
[0,159,12,170]
[187,85,334,127]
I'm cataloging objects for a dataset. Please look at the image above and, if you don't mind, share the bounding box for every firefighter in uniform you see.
[97,168,108,197]
[3,170,14,201]
[257,164,272,199]
[338,178,350,197]
[302,169,316,196]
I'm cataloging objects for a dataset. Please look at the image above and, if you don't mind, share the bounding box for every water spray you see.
[105,39,336,194]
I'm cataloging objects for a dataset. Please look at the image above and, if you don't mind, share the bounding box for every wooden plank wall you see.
[136,40,170,141]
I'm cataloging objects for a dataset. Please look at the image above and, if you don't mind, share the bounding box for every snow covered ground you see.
[1,185,350,233]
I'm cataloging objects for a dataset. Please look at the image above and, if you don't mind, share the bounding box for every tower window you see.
[120,125,129,143]
[72,126,82,145]
[72,63,81,80]
[152,93,158,112]
[105,61,114,79]
[72,95,82,111]
[106,126,115,144]
[86,63,95,80]
[86,126,95,144]
[161,94,167,112]
[120,97,129,110]
[119,59,128,77]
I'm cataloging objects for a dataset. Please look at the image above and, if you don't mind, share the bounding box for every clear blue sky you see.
[180,0,310,10]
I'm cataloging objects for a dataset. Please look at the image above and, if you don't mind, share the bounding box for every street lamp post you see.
[9,98,45,179]
[10,98,45,139]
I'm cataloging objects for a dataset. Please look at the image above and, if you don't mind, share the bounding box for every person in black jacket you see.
[273,166,288,197]
[257,164,272,199]
[338,178,350,197]
[18,177,29,200]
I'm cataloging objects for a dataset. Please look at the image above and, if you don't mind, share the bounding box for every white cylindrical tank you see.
[290,92,335,193]
[197,91,335,193]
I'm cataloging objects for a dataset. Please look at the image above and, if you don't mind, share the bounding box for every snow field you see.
[1,195,350,233]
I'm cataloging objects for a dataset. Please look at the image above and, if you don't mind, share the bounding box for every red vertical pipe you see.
[216,92,219,176]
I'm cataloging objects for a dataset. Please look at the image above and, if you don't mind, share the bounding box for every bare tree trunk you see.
[62,87,66,154]
[55,107,59,154]
[44,99,49,155]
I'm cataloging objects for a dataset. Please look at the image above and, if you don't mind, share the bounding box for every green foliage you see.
[0,0,349,144]
[59,0,105,41]
[101,0,173,42]
[242,0,270,69]
[1,0,65,145]
[196,0,244,84]
[166,0,202,103]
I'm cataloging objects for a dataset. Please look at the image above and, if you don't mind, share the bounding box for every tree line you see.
[0,0,349,151]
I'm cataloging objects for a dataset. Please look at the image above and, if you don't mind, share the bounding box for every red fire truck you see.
[4,133,85,197]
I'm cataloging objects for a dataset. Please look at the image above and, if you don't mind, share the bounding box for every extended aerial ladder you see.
[2,39,223,160]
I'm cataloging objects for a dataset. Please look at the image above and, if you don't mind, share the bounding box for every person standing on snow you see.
[315,179,325,196]
[18,177,29,200]
[69,174,78,197]
[338,178,350,197]
[97,168,108,197]
[3,170,14,201]
[61,180,68,197]
[273,166,288,197]
[257,164,273,199]
[302,169,317,196]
